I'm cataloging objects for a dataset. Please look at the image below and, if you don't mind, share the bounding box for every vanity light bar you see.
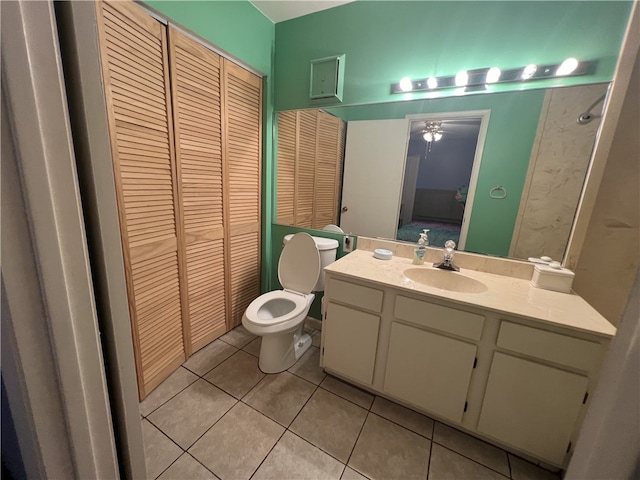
[392,59,590,94]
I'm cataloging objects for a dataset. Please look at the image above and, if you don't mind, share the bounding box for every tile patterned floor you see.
[140,322,562,480]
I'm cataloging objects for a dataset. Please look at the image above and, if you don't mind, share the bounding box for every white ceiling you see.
[249,0,354,23]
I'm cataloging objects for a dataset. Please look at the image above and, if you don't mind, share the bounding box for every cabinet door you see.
[96,0,186,398]
[477,352,588,466]
[324,302,380,385]
[384,322,476,423]
[168,27,227,352]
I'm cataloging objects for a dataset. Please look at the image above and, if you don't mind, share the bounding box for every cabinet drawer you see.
[327,278,383,313]
[497,321,601,372]
[394,295,484,341]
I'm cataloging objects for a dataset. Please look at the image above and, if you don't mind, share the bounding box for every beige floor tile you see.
[204,350,265,398]
[370,396,434,438]
[148,379,236,449]
[434,422,509,476]
[306,317,323,331]
[252,431,344,480]
[189,402,284,480]
[341,466,369,480]
[320,375,374,410]
[243,371,316,426]
[242,337,262,357]
[348,413,430,480]
[311,330,321,347]
[158,453,219,480]
[289,346,326,385]
[219,325,256,348]
[509,453,562,480]
[429,444,509,480]
[290,388,367,463]
[140,367,199,417]
[141,419,182,480]
[183,340,237,376]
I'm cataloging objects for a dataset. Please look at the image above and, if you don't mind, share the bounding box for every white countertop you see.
[325,249,616,339]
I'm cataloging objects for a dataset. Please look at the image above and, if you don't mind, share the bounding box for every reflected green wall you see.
[325,89,546,256]
[274,1,632,110]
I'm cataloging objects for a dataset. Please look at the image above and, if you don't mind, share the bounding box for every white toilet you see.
[242,232,339,373]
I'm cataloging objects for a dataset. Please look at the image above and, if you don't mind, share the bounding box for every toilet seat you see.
[278,233,321,294]
[243,290,310,328]
[244,233,321,329]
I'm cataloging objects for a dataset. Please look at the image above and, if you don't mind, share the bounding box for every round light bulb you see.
[486,67,501,83]
[434,132,443,141]
[427,77,438,89]
[423,132,434,142]
[399,77,413,92]
[522,64,537,80]
[556,57,579,76]
[455,70,469,87]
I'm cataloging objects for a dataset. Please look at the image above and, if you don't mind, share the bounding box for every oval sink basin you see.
[403,268,488,294]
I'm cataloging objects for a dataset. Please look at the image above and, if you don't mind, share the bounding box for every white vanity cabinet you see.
[322,278,384,385]
[477,321,602,466]
[320,260,612,469]
[384,295,484,423]
[384,322,477,422]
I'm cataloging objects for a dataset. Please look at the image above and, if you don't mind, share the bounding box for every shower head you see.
[577,93,607,125]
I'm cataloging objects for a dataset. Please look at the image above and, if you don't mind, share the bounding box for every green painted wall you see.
[274,1,632,110]
[324,89,546,256]
[144,0,277,292]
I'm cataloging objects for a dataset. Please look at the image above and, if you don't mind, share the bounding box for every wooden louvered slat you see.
[295,110,317,227]
[228,232,261,328]
[276,111,296,225]
[222,59,262,329]
[169,27,227,350]
[312,111,343,228]
[96,0,186,399]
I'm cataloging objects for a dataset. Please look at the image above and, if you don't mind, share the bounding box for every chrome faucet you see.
[434,240,460,272]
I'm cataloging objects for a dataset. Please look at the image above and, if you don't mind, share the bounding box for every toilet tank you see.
[283,234,339,292]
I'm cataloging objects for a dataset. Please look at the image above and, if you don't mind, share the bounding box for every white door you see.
[340,119,409,239]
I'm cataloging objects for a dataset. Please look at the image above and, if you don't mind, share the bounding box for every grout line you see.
[140,367,199,417]
[186,452,220,479]
[432,442,511,479]
[507,452,513,479]
[426,425,434,480]
[344,409,370,471]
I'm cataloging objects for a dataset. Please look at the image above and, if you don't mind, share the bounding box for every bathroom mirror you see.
[274,82,610,260]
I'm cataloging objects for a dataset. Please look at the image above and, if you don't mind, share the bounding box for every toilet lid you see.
[278,232,321,294]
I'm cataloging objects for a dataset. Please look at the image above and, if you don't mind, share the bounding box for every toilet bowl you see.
[242,232,338,373]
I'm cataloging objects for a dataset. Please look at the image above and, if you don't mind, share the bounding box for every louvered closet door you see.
[313,112,345,228]
[295,110,317,227]
[276,111,296,225]
[168,27,227,352]
[96,0,186,398]
[222,59,262,328]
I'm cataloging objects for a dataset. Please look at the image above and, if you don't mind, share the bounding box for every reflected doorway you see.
[399,112,489,249]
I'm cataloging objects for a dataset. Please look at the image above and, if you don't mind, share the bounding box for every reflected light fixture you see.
[422,121,444,152]
[391,58,590,94]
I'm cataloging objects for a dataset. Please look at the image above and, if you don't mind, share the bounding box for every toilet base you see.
[258,324,312,374]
